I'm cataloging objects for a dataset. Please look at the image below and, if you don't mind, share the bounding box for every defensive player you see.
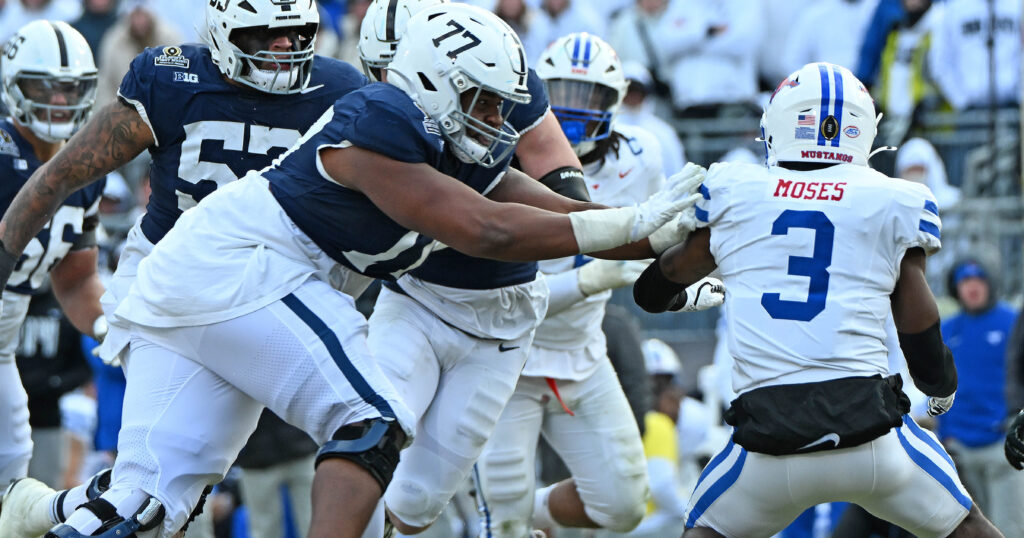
[633,62,1002,538]
[3,5,703,538]
[0,19,106,490]
[472,33,723,538]
[0,0,371,535]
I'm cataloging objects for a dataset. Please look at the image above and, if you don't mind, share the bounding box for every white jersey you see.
[698,162,941,395]
[525,125,664,379]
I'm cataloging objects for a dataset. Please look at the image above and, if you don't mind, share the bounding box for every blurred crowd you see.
[1,0,1022,537]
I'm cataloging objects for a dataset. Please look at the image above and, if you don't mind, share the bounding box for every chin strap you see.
[868,145,898,159]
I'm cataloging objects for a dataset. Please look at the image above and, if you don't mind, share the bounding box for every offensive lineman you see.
[4,5,704,537]
[0,0,371,535]
[633,62,1001,538]
[0,19,106,491]
[473,33,724,538]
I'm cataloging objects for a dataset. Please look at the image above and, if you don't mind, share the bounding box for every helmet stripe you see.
[48,21,68,68]
[583,35,591,65]
[570,35,581,67]
[817,63,830,147]
[385,0,399,41]
[831,67,844,147]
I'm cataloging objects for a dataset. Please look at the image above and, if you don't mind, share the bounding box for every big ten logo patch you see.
[174,72,199,83]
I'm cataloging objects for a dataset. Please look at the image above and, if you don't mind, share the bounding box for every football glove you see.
[1006,411,1024,470]
[90,316,120,366]
[926,392,955,417]
[577,259,649,296]
[676,277,725,312]
[648,207,699,254]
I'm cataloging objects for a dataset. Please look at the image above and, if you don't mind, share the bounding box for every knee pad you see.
[45,497,164,538]
[316,418,405,492]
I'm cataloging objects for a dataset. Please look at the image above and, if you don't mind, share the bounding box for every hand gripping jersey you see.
[524,125,664,378]
[0,119,104,354]
[696,161,942,395]
[116,83,513,328]
[117,45,369,245]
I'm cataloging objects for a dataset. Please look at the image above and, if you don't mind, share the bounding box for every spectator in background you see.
[605,0,676,104]
[493,0,549,65]
[929,0,1021,111]
[664,0,764,120]
[335,0,370,68]
[630,338,687,538]
[532,0,604,57]
[236,411,317,538]
[94,0,181,106]
[781,0,879,81]
[15,287,92,488]
[617,61,686,178]
[71,0,119,65]
[937,257,1024,537]
[0,0,81,40]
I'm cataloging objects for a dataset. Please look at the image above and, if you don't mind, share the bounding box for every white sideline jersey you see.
[698,162,941,396]
[526,125,663,378]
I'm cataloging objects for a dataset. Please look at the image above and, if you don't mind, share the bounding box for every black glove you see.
[1004,411,1024,470]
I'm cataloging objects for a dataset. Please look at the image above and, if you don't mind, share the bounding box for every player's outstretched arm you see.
[0,99,154,257]
[633,228,720,313]
[892,248,957,411]
[321,146,697,262]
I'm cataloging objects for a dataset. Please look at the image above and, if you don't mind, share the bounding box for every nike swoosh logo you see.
[498,343,520,352]
[300,84,325,94]
[618,168,633,178]
[798,432,840,451]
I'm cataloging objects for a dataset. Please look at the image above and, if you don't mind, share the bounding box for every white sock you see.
[532,483,557,529]
[52,483,90,523]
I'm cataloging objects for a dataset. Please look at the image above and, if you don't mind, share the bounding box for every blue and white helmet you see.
[642,338,682,376]
[762,62,877,167]
[388,3,531,168]
[536,32,627,157]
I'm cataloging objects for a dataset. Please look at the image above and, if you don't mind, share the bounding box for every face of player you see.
[459,89,504,145]
[232,25,314,70]
[17,75,95,123]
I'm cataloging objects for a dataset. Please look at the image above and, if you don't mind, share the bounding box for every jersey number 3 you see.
[761,210,834,322]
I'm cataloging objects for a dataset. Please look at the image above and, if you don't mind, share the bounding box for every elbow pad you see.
[898,321,958,398]
[633,256,687,313]
[538,166,590,202]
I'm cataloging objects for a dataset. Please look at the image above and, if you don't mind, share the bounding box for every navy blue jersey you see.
[118,45,368,244]
[267,83,513,281]
[407,68,550,289]
[0,120,105,295]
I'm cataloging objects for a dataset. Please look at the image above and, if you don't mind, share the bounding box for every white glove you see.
[648,206,699,254]
[927,392,955,417]
[577,259,650,296]
[568,163,705,253]
[90,316,120,366]
[678,277,725,312]
[631,163,706,242]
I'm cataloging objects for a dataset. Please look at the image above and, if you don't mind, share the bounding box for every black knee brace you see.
[45,497,164,538]
[315,418,405,491]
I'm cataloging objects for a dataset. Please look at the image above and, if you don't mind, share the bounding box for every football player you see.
[0,19,105,493]
[0,0,371,535]
[633,62,1001,538]
[1,5,703,538]
[472,33,723,538]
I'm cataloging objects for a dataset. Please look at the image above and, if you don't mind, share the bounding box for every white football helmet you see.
[203,0,319,94]
[642,338,682,377]
[358,0,449,81]
[388,3,531,168]
[1,20,97,142]
[762,62,878,166]
[536,32,627,157]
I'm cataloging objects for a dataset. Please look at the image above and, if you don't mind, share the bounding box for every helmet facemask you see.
[224,23,317,94]
[446,75,522,167]
[546,78,619,156]
[7,71,97,142]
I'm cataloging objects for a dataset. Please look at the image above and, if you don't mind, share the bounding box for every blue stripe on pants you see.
[281,293,395,419]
